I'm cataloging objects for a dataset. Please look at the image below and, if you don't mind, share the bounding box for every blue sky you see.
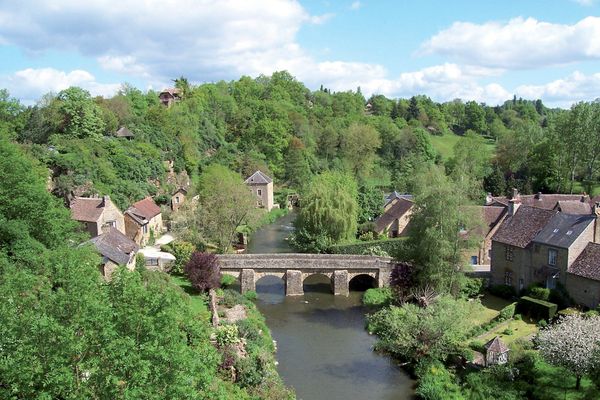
[0,0,599,106]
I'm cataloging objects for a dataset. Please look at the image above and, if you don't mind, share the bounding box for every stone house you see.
[115,126,134,139]
[486,190,590,211]
[124,197,163,246]
[375,196,414,238]
[490,193,600,307]
[463,206,507,266]
[484,336,509,366]
[244,170,274,211]
[88,227,139,280]
[70,195,125,237]
[171,187,188,212]
[159,88,181,107]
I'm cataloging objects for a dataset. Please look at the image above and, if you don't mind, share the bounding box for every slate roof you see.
[70,197,106,222]
[484,336,509,353]
[385,191,413,206]
[489,193,589,210]
[173,187,188,195]
[533,213,596,249]
[244,170,272,185]
[555,200,592,215]
[160,88,181,97]
[492,206,557,248]
[375,197,414,233]
[115,126,134,138]
[125,197,161,226]
[89,227,139,265]
[568,242,600,282]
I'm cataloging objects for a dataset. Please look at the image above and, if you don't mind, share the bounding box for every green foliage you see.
[135,253,146,272]
[414,360,464,400]
[221,274,237,288]
[529,286,551,301]
[458,276,484,298]
[56,86,106,139]
[489,284,517,300]
[519,296,558,321]
[330,237,407,257]
[244,290,258,301]
[357,183,383,225]
[216,324,240,347]
[499,302,517,321]
[361,245,390,257]
[363,287,393,307]
[161,240,195,274]
[292,171,358,251]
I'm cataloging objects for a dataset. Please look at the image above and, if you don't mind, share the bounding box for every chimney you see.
[535,191,542,200]
[508,189,521,217]
[101,195,110,207]
[485,192,493,205]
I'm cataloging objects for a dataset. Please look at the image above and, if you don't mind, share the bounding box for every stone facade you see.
[71,196,125,237]
[171,188,187,212]
[219,253,394,297]
[244,171,274,211]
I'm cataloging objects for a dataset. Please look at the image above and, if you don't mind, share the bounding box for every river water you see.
[246,212,414,400]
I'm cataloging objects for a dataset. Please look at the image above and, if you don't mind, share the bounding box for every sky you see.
[0,0,599,107]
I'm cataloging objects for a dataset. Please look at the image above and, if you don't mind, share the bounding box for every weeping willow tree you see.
[292,171,358,252]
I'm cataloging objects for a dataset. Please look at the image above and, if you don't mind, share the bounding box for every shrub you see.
[529,286,550,301]
[503,328,514,335]
[216,324,239,347]
[358,231,375,241]
[549,282,573,310]
[221,274,237,288]
[537,319,548,328]
[244,290,257,301]
[489,284,516,300]
[361,245,389,257]
[469,340,485,353]
[221,289,248,308]
[415,360,463,400]
[184,251,221,292]
[518,296,558,321]
[235,352,268,388]
[498,302,517,321]
[459,276,484,299]
[161,240,195,274]
[513,313,522,320]
[363,287,393,307]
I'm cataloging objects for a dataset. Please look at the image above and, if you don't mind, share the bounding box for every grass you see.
[467,294,512,327]
[170,274,211,319]
[531,358,599,400]
[478,317,538,346]
[429,132,496,160]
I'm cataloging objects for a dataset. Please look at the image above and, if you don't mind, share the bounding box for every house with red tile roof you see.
[70,195,125,237]
[124,197,163,245]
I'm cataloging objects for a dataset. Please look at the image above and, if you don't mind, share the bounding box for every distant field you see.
[429,132,496,160]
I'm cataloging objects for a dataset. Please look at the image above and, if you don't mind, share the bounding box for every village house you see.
[88,227,139,280]
[114,126,134,139]
[463,206,507,266]
[159,88,182,107]
[70,195,125,237]
[484,336,509,367]
[244,170,274,211]
[490,191,600,307]
[375,194,414,238]
[486,191,590,212]
[171,187,188,212]
[124,197,163,246]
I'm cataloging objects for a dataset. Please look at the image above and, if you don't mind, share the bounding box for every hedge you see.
[518,296,558,321]
[330,237,408,257]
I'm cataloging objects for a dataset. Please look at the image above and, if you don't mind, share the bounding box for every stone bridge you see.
[217,253,394,296]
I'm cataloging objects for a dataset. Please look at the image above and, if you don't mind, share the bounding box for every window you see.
[175,196,180,204]
[504,270,513,286]
[106,220,116,228]
[505,245,514,261]
[548,248,558,266]
[257,189,262,196]
[471,255,478,265]
[143,224,148,234]
[146,258,159,266]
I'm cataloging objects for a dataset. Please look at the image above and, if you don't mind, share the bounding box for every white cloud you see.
[571,0,595,6]
[350,1,362,10]
[516,71,600,107]
[1,68,120,104]
[421,16,600,69]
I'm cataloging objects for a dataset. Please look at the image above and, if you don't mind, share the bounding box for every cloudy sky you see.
[1,0,599,106]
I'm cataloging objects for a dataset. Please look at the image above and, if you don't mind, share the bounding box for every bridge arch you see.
[303,273,333,294]
[349,273,378,291]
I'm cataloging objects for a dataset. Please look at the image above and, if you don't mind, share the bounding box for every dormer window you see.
[566,230,573,235]
[553,228,559,233]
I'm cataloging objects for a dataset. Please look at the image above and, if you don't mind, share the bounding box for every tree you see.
[293,171,358,251]
[339,122,381,179]
[536,314,600,390]
[196,164,259,253]
[464,101,486,133]
[406,165,482,293]
[357,183,383,225]
[185,251,221,292]
[56,86,106,138]
[284,137,312,190]
[408,96,420,120]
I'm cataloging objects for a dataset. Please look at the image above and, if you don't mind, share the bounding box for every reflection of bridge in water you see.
[217,253,394,296]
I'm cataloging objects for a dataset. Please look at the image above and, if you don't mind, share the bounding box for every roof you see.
[464,206,506,239]
[173,187,188,195]
[244,170,272,185]
[128,197,161,220]
[115,126,134,138]
[484,336,509,353]
[375,197,414,233]
[492,206,557,248]
[70,197,106,223]
[160,88,182,97]
[488,193,589,210]
[555,200,591,215]
[568,242,600,282]
[89,227,139,265]
[533,213,596,249]
[385,191,413,206]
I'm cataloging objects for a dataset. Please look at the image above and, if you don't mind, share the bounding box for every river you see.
[246,211,414,400]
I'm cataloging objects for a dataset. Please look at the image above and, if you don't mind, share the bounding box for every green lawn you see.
[531,358,599,400]
[170,274,211,320]
[467,294,512,327]
[478,317,538,346]
[429,132,496,160]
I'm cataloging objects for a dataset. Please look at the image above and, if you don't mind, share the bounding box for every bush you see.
[503,328,514,335]
[513,313,522,320]
[537,319,548,328]
[469,340,485,353]
[330,237,407,258]
[184,251,221,292]
[161,240,195,274]
[362,287,393,307]
[498,302,517,321]
[244,290,257,301]
[221,289,248,308]
[415,360,463,400]
[529,286,550,301]
[518,296,558,321]
[216,324,239,347]
[221,274,237,288]
[489,284,516,300]
[361,245,389,257]
[549,282,573,310]
[459,276,484,299]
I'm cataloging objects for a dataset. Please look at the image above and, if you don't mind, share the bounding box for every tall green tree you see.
[339,122,381,179]
[56,87,106,138]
